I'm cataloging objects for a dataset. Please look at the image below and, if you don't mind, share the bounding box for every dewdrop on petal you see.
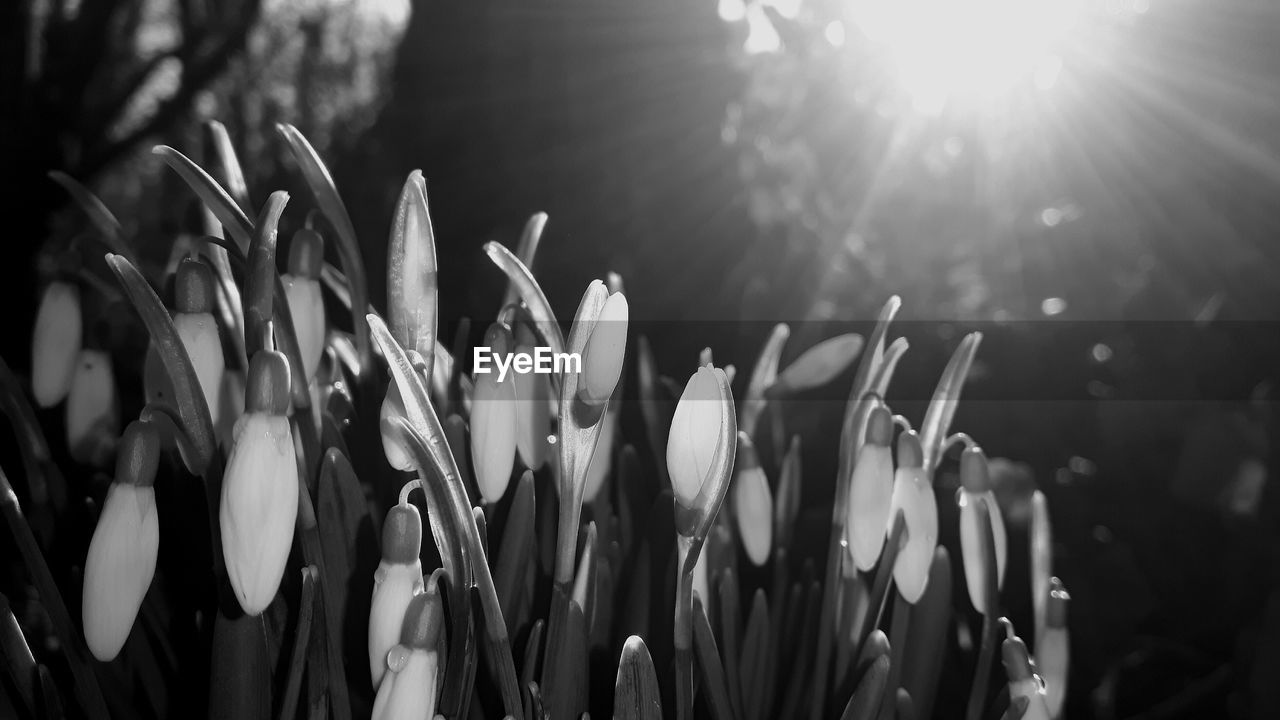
[577,290,628,406]
[369,502,425,688]
[380,382,414,472]
[667,365,729,509]
[846,405,895,572]
[220,351,299,616]
[66,349,119,466]
[889,430,938,603]
[173,258,226,427]
[1039,579,1070,719]
[373,581,444,720]
[470,324,518,504]
[82,420,160,661]
[31,280,82,408]
[283,229,326,382]
[731,432,773,566]
[1000,619,1052,720]
[958,446,1008,614]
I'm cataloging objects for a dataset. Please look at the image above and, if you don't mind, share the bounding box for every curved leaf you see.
[740,323,789,438]
[244,192,289,356]
[153,145,253,252]
[106,253,215,474]
[276,123,370,371]
[920,332,982,473]
[47,172,132,262]
[501,212,549,307]
[205,121,250,211]
[483,242,565,359]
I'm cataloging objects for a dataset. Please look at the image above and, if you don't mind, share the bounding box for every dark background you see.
[2,0,1280,717]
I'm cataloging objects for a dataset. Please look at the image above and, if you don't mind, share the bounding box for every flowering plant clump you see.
[0,122,1069,720]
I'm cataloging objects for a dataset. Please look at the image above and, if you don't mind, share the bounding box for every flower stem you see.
[675,533,697,720]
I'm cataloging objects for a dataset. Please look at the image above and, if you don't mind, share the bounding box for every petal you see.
[174,312,226,427]
[368,562,424,688]
[579,292,628,405]
[470,368,517,504]
[846,444,893,571]
[82,484,158,660]
[66,350,118,465]
[733,465,773,566]
[32,282,82,408]
[284,275,325,381]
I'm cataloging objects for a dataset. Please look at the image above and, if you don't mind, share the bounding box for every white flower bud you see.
[31,281,82,408]
[82,421,160,661]
[66,349,118,466]
[220,351,298,616]
[578,292,628,406]
[845,407,894,572]
[369,504,424,688]
[666,366,728,508]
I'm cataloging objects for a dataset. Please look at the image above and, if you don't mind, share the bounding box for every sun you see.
[847,0,1085,113]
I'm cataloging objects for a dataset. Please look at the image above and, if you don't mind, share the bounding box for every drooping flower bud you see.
[31,281,82,408]
[846,405,895,572]
[372,580,444,720]
[667,365,730,510]
[173,258,226,427]
[577,291,628,406]
[380,381,414,472]
[82,421,160,661]
[1030,490,1053,648]
[889,430,937,603]
[513,343,552,470]
[731,432,773,566]
[470,324,517,504]
[282,229,326,382]
[958,446,1008,614]
[1000,619,1051,720]
[66,349,119,466]
[369,503,425,688]
[1039,580,1070,719]
[220,351,298,615]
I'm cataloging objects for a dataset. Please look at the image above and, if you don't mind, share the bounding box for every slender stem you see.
[967,614,998,720]
[675,534,697,720]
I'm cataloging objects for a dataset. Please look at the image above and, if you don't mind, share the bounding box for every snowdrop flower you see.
[578,291,628,406]
[373,579,444,720]
[66,349,119,466]
[282,229,325,382]
[731,432,773,566]
[889,430,938,603]
[666,365,732,513]
[513,343,552,471]
[846,405,894,572]
[958,446,1008,614]
[470,324,517,504]
[369,503,424,688]
[220,350,298,615]
[82,420,160,660]
[380,381,414,472]
[31,280,81,408]
[172,259,226,427]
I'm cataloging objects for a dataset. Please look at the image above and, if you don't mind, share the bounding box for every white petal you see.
[220,413,299,615]
[372,650,438,720]
[66,350,118,465]
[32,282,81,408]
[733,465,773,566]
[846,444,893,571]
[174,312,226,427]
[83,484,158,660]
[368,562,423,688]
[284,275,325,381]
